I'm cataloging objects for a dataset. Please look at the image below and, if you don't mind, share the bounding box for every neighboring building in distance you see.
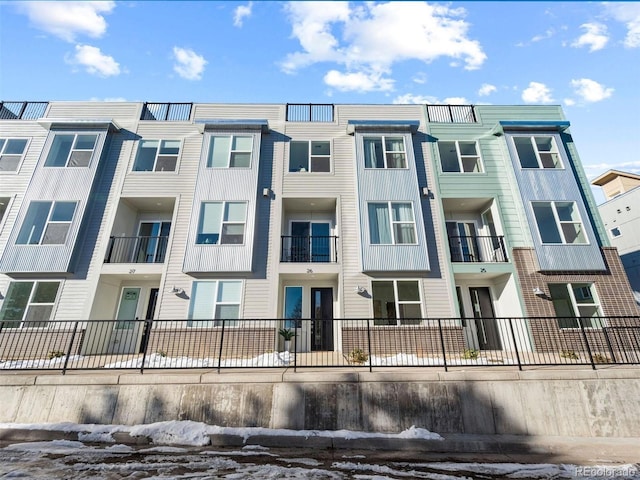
[0,100,637,359]
[592,170,640,305]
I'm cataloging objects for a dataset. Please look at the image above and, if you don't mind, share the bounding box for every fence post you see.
[578,317,596,370]
[139,319,152,374]
[366,319,373,373]
[293,326,297,373]
[507,318,522,371]
[62,321,80,375]
[217,320,226,373]
[438,319,448,372]
[602,325,617,364]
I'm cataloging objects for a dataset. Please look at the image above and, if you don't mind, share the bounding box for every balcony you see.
[448,235,508,263]
[105,236,168,264]
[281,236,338,263]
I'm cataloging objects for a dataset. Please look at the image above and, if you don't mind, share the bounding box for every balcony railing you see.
[104,236,168,264]
[286,103,334,122]
[281,236,338,263]
[0,101,48,120]
[0,317,638,373]
[140,102,192,121]
[426,105,477,123]
[448,235,508,263]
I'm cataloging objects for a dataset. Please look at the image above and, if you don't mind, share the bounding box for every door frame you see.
[109,286,146,354]
[468,286,502,350]
[310,287,334,351]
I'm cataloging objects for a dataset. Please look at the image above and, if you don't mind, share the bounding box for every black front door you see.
[469,287,502,350]
[139,288,158,353]
[311,288,333,351]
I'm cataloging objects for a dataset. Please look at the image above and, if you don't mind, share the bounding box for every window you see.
[609,227,622,238]
[207,135,252,168]
[0,138,28,172]
[188,280,242,326]
[133,139,180,171]
[438,141,482,173]
[0,281,60,328]
[16,201,77,245]
[196,201,247,244]
[289,141,330,172]
[368,202,416,244]
[283,286,303,329]
[45,134,98,167]
[364,136,407,168]
[532,201,587,244]
[513,136,562,169]
[372,280,422,325]
[549,283,603,329]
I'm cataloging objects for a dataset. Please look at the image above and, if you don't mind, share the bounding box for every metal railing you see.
[0,101,48,120]
[105,236,168,263]
[141,103,192,121]
[280,236,338,263]
[426,105,477,123]
[0,317,638,374]
[286,104,334,122]
[448,235,508,262]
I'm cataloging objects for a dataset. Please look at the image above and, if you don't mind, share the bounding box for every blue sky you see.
[1,1,639,202]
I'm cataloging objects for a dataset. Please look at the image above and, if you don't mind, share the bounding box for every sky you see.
[1,1,639,203]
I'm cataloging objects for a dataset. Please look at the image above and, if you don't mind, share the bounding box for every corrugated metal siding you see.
[504,132,606,271]
[193,104,283,121]
[475,105,565,125]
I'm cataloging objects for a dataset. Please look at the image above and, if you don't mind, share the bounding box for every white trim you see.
[205,134,253,169]
[287,139,332,173]
[131,138,183,173]
[511,134,565,170]
[370,279,424,325]
[0,137,31,174]
[363,135,409,169]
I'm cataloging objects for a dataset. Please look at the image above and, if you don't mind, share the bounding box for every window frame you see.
[371,279,423,326]
[196,201,248,245]
[363,135,408,169]
[0,280,62,329]
[44,133,99,168]
[283,285,303,329]
[16,200,78,246]
[206,134,253,169]
[132,138,182,172]
[0,137,30,173]
[187,280,243,327]
[367,201,418,245]
[512,134,564,170]
[438,140,484,173]
[531,201,589,245]
[288,140,332,173]
[549,283,604,329]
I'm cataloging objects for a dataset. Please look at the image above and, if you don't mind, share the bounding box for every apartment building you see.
[0,100,637,359]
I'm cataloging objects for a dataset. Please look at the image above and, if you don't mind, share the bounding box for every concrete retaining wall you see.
[1,368,639,438]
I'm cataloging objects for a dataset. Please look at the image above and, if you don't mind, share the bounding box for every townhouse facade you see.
[0,101,637,360]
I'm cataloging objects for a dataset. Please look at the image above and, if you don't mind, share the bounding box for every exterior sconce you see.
[355,285,367,294]
[171,286,184,295]
[533,287,544,296]
[421,187,430,197]
[263,188,271,197]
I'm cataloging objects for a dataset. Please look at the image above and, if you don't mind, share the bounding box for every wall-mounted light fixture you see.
[421,187,430,197]
[171,286,184,295]
[355,285,367,294]
[262,188,271,198]
[533,287,544,296]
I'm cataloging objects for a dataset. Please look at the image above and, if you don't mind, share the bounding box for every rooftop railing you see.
[426,105,477,123]
[286,103,334,122]
[0,101,48,120]
[141,102,192,121]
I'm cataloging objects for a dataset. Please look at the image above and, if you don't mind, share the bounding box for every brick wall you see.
[342,326,466,356]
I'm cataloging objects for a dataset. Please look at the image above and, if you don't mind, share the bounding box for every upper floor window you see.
[45,134,97,167]
[372,280,422,326]
[609,226,622,238]
[0,281,60,328]
[196,201,247,245]
[438,141,483,173]
[368,202,416,245]
[364,136,407,169]
[0,138,28,172]
[532,201,587,245]
[133,139,180,172]
[207,135,252,168]
[289,141,330,172]
[16,201,77,245]
[549,283,603,329]
[513,136,562,169]
[188,280,242,327]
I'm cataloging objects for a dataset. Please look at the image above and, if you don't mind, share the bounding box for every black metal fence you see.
[140,102,192,121]
[0,101,48,120]
[426,105,477,123]
[105,236,169,263]
[286,104,334,122]
[0,317,638,374]
[447,235,508,263]
[280,236,338,263]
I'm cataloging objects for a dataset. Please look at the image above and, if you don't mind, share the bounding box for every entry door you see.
[469,287,502,350]
[311,288,333,351]
[138,221,171,263]
[109,287,143,354]
[291,222,331,262]
[447,221,479,262]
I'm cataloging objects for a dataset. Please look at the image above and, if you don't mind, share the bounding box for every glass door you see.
[311,288,333,351]
[138,221,171,263]
[290,221,331,262]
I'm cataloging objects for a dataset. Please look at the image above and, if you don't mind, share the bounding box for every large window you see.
[438,140,482,173]
[0,138,28,172]
[513,136,562,169]
[0,281,60,328]
[368,202,416,244]
[372,280,422,326]
[45,134,98,167]
[283,286,303,329]
[364,136,407,169]
[133,139,180,172]
[549,283,603,329]
[16,201,77,245]
[289,140,330,172]
[532,201,587,244]
[207,135,252,168]
[196,201,247,245]
[188,280,242,327]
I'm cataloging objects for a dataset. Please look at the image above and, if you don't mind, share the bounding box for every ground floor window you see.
[549,283,603,328]
[0,281,60,328]
[188,280,242,327]
[283,286,302,329]
[372,280,422,326]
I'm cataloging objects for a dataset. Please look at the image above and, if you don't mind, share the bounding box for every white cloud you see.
[324,70,394,92]
[392,94,469,105]
[172,47,207,80]
[233,2,253,27]
[563,98,576,107]
[412,72,428,84]
[16,1,115,42]
[531,28,555,43]
[583,161,640,179]
[571,23,609,52]
[281,1,486,90]
[570,78,614,103]
[522,82,554,104]
[66,44,121,77]
[604,3,640,48]
[478,83,496,96]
